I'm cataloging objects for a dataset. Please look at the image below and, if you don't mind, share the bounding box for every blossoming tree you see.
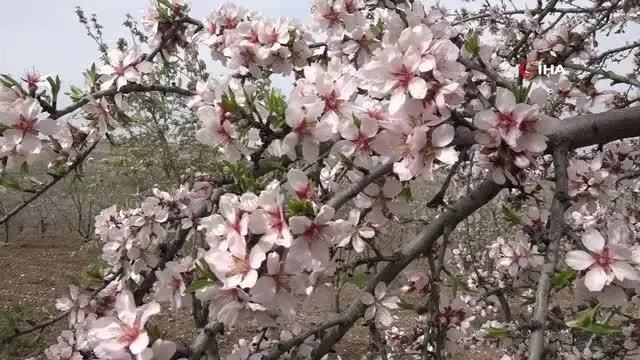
[2,0,640,359]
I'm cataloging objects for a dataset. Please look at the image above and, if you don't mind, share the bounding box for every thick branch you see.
[189,322,224,360]
[312,178,505,359]
[454,106,640,151]
[262,318,344,360]
[528,144,570,360]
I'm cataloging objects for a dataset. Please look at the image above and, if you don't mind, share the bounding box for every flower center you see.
[294,119,314,137]
[497,113,518,129]
[118,320,141,345]
[208,23,217,35]
[114,64,126,77]
[268,209,284,231]
[354,132,371,152]
[232,256,251,275]
[321,90,341,112]
[322,9,341,26]
[519,117,537,133]
[225,18,239,29]
[594,248,614,269]
[393,65,414,90]
[16,114,39,135]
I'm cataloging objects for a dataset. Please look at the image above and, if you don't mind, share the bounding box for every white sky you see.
[1,0,637,103]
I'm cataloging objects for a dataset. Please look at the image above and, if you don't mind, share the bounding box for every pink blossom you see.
[360,46,427,114]
[195,105,249,162]
[474,87,545,151]
[281,101,333,163]
[521,206,549,229]
[89,291,160,357]
[360,282,400,327]
[98,48,152,90]
[0,98,58,154]
[56,285,90,327]
[289,205,336,269]
[565,228,639,291]
[286,169,318,202]
[199,194,251,253]
[333,115,379,169]
[496,232,544,277]
[204,239,267,289]
[335,209,375,253]
[251,252,302,317]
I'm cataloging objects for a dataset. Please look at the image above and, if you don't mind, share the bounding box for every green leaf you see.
[0,175,20,190]
[195,260,216,281]
[287,199,314,217]
[54,166,68,177]
[86,263,107,284]
[46,75,61,98]
[352,113,361,128]
[400,187,413,202]
[514,82,532,103]
[185,278,215,293]
[348,270,371,289]
[464,29,480,56]
[148,324,164,343]
[501,205,521,226]
[552,268,577,290]
[487,327,512,340]
[20,162,29,174]
[0,74,24,93]
[339,153,354,168]
[566,304,618,334]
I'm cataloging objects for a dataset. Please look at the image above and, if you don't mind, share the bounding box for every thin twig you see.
[0,140,100,225]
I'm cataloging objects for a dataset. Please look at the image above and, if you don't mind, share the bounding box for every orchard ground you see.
[0,147,500,359]
[0,232,500,360]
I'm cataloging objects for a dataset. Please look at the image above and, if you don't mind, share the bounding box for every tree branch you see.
[528,144,570,360]
[51,84,195,120]
[563,62,640,87]
[0,140,100,225]
[312,177,505,359]
[5,269,122,341]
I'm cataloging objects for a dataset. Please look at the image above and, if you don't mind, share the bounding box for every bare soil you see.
[0,231,496,360]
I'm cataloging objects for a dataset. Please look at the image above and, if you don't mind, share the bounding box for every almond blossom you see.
[0,98,58,154]
[98,48,153,90]
[286,168,318,202]
[204,239,267,289]
[89,290,161,358]
[565,227,639,291]
[496,232,544,277]
[56,285,90,327]
[360,282,401,327]
[249,182,293,247]
[199,193,252,253]
[473,87,548,152]
[360,46,427,114]
[335,209,375,253]
[288,205,337,269]
[195,105,249,162]
[354,176,409,222]
[332,115,379,169]
[250,252,302,318]
[281,100,333,163]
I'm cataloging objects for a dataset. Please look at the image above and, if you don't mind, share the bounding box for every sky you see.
[0,0,314,96]
[1,0,637,105]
